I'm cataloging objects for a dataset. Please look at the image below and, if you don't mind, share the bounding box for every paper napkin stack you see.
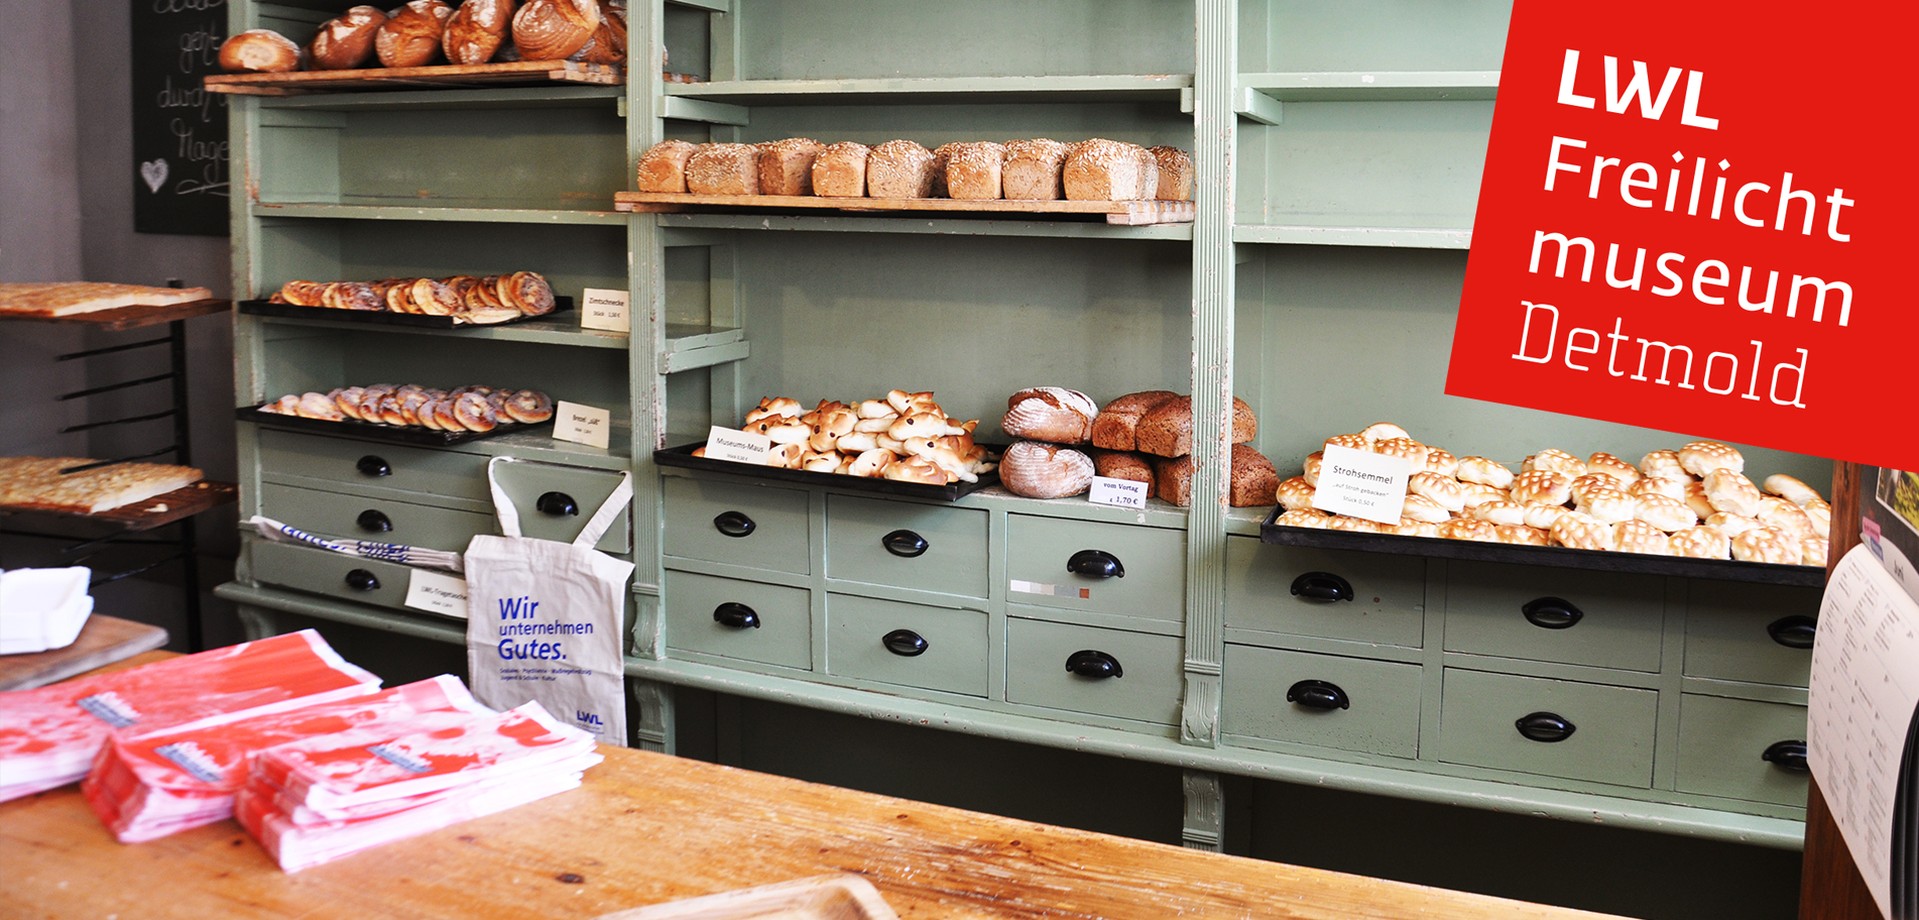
[0,567,95,655]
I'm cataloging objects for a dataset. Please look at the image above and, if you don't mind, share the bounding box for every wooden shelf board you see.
[656,212,1194,241]
[252,202,626,225]
[0,615,170,691]
[255,83,624,111]
[1240,71,1500,102]
[619,192,1196,226]
[0,480,237,533]
[663,74,1194,106]
[247,310,629,349]
[0,297,230,331]
[204,60,622,96]
[1233,224,1473,249]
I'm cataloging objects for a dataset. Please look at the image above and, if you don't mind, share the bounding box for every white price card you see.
[552,400,612,449]
[704,425,771,464]
[404,569,469,619]
[579,287,630,333]
[1310,443,1412,524]
[1087,475,1148,510]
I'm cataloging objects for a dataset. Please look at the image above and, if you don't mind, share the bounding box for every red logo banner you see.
[1450,3,1911,470]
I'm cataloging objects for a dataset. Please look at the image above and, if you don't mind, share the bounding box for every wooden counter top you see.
[2,737,1618,920]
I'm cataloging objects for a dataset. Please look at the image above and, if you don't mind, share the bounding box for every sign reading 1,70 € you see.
[1449,2,1912,472]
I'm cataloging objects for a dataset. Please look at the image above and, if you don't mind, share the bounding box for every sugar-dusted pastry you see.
[1472,499,1528,526]
[1275,476,1315,511]
[295,391,345,421]
[1763,473,1823,507]
[1634,493,1696,533]
[1456,456,1515,489]
[1703,469,1762,517]
[503,389,554,424]
[1510,469,1573,507]
[1730,527,1797,565]
[1407,471,1465,513]
[1613,520,1671,555]
[1437,519,1500,543]
[1679,440,1745,478]
[1523,448,1586,478]
[1001,386,1098,444]
[1670,526,1732,559]
[1579,486,1637,525]
[1640,449,1687,481]
[999,441,1095,499]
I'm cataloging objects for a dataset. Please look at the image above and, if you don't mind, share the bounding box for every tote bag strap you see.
[486,456,633,547]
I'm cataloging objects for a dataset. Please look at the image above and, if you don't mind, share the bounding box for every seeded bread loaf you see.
[1063,138,1146,201]
[866,139,938,198]
[1148,145,1193,201]
[811,141,870,198]
[1002,138,1070,200]
[944,141,1007,200]
[1150,444,1277,508]
[1134,395,1257,458]
[757,137,823,196]
[684,142,759,196]
[1089,390,1179,451]
[635,139,698,193]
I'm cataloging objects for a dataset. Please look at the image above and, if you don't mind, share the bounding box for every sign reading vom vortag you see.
[1449,2,1911,471]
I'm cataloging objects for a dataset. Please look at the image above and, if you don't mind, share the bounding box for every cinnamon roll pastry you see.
[295,392,345,421]
[500,271,556,316]
[451,392,498,432]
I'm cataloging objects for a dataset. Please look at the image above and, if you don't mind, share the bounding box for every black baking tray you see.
[1259,506,1825,587]
[236,405,551,445]
[238,295,573,329]
[654,442,999,502]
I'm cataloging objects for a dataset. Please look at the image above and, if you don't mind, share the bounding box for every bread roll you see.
[1421,446,1459,478]
[1134,395,1256,459]
[1549,512,1612,551]
[1371,437,1428,469]
[1002,138,1069,200]
[1679,440,1745,478]
[1400,493,1451,524]
[1459,482,1509,509]
[309,6,385,69]
[1090,390,1179,451]
[1456,456,1514,489]
[1703,469,1762,517]
[1510,469,1572,506]
[511,0,600,61]
[864,139,938,198]
[757,137,823,196]
[1000,441,1095,499]
[1730,527,1796,565]
[1472,499,1529,526]
[1670,526,1731,559]
[1581,488,1636,528]
[1634,493,1697,532]
[1438,519,1501,543]
[1630,475,1688,502]
[1763,473,1822,507]
[1090,449,1155,498]
[943,142,1006,200]
[1407,471,1465,513]
[1523,448,1586,478]
[1274,475,1314,511]
[375,0,452,68]
[811,142,870,198]
[1640,449,1687,480]
[1584,451,1641,485]
[635,139,698,193]
[685,143,759,196]
[220,30,301,73]
[1062,138,1144,201]
[1614,520,1671,555]
[443,0,512,64]
[1001,386,1098,444]
[1569,473,1625,508]
[1275,509,1333,529]
[1148,145,1193,201]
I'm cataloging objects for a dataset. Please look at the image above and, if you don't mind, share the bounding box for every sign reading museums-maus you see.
[1449,1,1910,470]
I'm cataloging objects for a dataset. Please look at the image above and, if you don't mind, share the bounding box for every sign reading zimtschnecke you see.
[1450,3,1910,470]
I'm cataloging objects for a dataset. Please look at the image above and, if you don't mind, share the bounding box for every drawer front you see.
[662,570,811,669]
[1224,537,1425,648]
[1005,617,1183,726]
[825,593,988,697]
[1684,582,1821,687]
[1005,516,1184,623]
[662,476,811,575]
[826,495,989,599]
[250,539,421,614]
[260,482,493,552]
[1222,645,1422,758]
[257,429,489,502]
[1443,561,1665,672]
[1437,668,1657,788]
[1675,694,1810,807]
[491,461,630,554]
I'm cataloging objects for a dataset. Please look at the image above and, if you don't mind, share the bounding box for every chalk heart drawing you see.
[140,159,168,193]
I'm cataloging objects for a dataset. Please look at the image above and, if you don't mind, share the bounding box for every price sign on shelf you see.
[553,401,612,450]
[579,287,630,333]
[1310,444,1412,525]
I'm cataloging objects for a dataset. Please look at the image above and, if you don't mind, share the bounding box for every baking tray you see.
[1259,506,1825,587]
[238,295,572,329]
[654,443,998,502]
[236,406,551,446]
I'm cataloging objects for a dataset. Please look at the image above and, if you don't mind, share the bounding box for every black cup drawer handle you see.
[356,509,392,533]
[1286,679,1351,711]
[882,529,929,558]
[344,569,380,592]
[1522,596,1584,629]
[1290,572,1353,603]
[356,455,391,477]
[1065,649,1123,679]
[712,603,760,629]
[1761,740,1810,774]
[536,491,579,517]
[1767,615,1817,650]
[882,629,929,657]
[713,511,756,538]
[1515,711,1577,743]
[1067,550,1124,579]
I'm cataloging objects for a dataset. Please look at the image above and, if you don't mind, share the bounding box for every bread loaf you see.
[442,0,511,64]
[511,0,600,61]
[1090,390,1179,451]
[1002,139,1069,200]
[685,143,759,196]
[1150,443,1275,508]
[928,143,961,197]
[309,6,385,70]
[572,0,627,64]
[1148,146,1193,201]
[219,30,302,73]
[756,138,823,196]
[1131,145,1160,201]
[635,139,698,193]
[1062,138,1144,201]
[1001,387,1097,444]
[811,142,870,198]
[1134,395,1257,459]
[375,0,452,68]
[943,142,1006,200]
[999,441,1095,499]
[866,140,938,198]
[1090,449,1155,498]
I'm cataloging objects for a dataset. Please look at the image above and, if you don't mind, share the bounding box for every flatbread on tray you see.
[0,457,204,514]
[0,282,213,318]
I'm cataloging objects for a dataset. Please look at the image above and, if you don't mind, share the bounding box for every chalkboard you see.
[131,0,231,236]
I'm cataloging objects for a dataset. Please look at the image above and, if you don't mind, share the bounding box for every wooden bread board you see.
[204,60,622,96]
[0,615,169,691]
[614,191,1196,226]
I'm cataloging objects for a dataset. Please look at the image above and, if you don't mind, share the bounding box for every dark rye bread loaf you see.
[1135,395,1258,458]
[1089,449,1155,498]
[1153,443,1278,508]
[1090,390,1179,451]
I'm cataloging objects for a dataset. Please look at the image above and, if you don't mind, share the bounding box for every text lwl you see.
[1557,49,1718,129]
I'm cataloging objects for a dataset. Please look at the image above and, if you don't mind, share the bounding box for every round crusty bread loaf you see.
[219,30,301,73]
[1001,386,1097,444]
[1090,390,1179,451]
[309,6,385,69]
[442,0,511,64]
[511,0,600,61]
[375,0,452,68]
[1134,395,1257,458]
[999,441,1094,499]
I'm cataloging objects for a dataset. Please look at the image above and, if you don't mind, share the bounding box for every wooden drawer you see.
[1222,645,1422,758]
[1437,668,1657,788]
[490,460,631,554]
[662,476,811,575]
[1005,617,1183,726]
[662,570,811,670]
[257,429,490,502]
[1675,694,1809,807]
[249,539,421,614]
[825,495,988,599]
[824,593,988,697]
[1223,536,1424,649]
[1683,582,1820,687]
[259,482,492,553]
[1005,515,1183,625]
[1443,561,1665,672]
